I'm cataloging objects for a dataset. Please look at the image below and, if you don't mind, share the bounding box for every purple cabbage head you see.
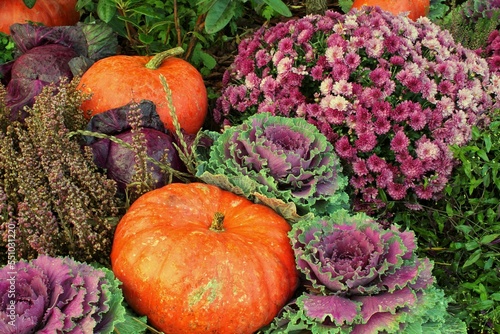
[0,22,117,121]
[4,44,77,119]
[85,100,185,192]
[0,255,125,333]
[196,113,349,218]
[91,128,183,191]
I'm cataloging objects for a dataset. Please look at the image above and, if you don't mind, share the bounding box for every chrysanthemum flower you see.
[215,7,497,214]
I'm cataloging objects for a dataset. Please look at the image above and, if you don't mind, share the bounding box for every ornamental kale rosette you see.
[196,113,349,219]
[262,210,467,333]
[214,7,498,215]
[0,255,127,334]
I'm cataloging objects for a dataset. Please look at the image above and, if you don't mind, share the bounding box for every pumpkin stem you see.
[210,212,225,232]
[145,46,185,70]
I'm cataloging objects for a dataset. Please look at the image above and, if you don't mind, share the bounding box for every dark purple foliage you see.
[91,128,183,191]
[0,23,117,121]
[85,101,184,192]
[6,44,78,119]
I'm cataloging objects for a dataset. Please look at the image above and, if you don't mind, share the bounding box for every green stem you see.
[210,212,225,232]
[145,47,185,70]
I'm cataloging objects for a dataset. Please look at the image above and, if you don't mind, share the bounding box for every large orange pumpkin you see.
[0,0,80,34]
[111,182,298,334]
[77,47,208,135]
[351,0,430,21]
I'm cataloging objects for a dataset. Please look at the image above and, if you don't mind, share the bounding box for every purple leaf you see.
[302,293,361,325]
[379,264,420,292]
[353,287,417,322]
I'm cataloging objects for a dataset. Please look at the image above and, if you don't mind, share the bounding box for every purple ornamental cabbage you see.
[0,22,117,121]
[461,0,500,22]
[196,112,349,219]
[84,100,185,192]
[91,128,184,191]
[262,210,466,333]
[0,255,126,334]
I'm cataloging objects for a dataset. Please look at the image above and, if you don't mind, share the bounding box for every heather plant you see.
[214,7,496,217]
[0,79,123,265]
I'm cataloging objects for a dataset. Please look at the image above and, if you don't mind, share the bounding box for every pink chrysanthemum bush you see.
[261,210,467,333]
[214,7,497,214]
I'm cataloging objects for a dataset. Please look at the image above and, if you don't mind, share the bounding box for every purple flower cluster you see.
[215,7,497,213]
[483,30,500,73]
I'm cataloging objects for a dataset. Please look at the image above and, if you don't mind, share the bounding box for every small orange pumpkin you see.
[0,0,80,34]
[111,182,298,334]
[351,0,430,21]
[77,47,208,135]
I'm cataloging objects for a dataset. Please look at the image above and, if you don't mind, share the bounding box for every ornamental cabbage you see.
[262,210,467,333]
[83,100,185,193]
[0,22,117,121]
[0,255,128,334]
[196,113,349,219]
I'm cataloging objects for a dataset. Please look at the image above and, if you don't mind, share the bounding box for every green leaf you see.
[205,0,236,34]
[97,0,117,23]
[113,314,149,334]
[484,134,492,152]
[23,0,36,9]
[92,264,127,334]
[262,0,292,17]
[138,33,154,45]
[455,225,472,235]
[472,126,481,139]
[197,51,217,70]
[477,149,490,162]
[465,240,480,251]
[469,178,482,195]
[463,249,482,268]
[490,292,500,301]
[445,202,454,217]
[338,0,354,13]
[468,300,494,312]
[131,6,163,19]
[480,234,500,244]
[463,160,472,178]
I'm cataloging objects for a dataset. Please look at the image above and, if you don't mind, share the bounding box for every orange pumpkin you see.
[111,182,298,334]
[0,0,80,34]
[77,47,208,135]
[351,0,430,21]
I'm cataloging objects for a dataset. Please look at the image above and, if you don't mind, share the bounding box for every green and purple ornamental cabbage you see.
[460,0,500,22]
[0,255,129,334]
[196,113,349,219]
[262,210,467,333]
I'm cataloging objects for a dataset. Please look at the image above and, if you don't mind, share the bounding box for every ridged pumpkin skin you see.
[351,0,430,21]
[0,0,80,34]
[77,53,208,135]
[111,183,298,334]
